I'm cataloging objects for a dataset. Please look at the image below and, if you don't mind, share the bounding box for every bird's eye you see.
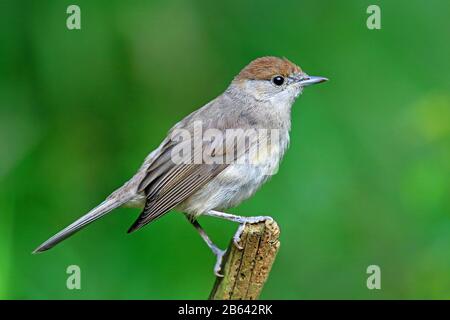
[272,76,285,86]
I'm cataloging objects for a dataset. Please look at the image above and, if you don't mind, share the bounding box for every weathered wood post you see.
[209,220,281,300]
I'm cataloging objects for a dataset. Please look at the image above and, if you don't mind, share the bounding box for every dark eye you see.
[272,76,285,86]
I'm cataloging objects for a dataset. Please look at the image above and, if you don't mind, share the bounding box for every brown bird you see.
[34,56,327,276]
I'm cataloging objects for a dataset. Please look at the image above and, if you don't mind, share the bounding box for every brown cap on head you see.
[235,56,302,81]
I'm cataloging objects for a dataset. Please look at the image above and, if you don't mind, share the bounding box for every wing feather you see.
[129,96,257,233]
[128,163,226,233]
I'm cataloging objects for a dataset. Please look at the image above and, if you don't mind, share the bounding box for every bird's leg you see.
[189,219,226,277]
[204,210,273,250]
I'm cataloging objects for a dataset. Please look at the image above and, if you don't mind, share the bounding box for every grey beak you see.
[299,76,328,87]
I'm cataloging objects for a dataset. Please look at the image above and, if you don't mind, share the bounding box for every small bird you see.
[34,56,327,276]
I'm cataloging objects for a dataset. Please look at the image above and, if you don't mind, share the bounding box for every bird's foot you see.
[233,216,273,250]
[233,223,246,250]
[212,247,227,277]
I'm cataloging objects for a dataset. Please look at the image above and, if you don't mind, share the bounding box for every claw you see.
[213,248,226,277]
[232,216,273,250]
[233,239,244,250]
[233,223,246,250]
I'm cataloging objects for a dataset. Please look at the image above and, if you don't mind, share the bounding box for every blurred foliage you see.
[0,0,449,299]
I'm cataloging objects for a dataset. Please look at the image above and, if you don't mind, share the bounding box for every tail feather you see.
[33,197,126,253]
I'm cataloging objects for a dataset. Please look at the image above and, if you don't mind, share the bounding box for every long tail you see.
[33,196,127,253]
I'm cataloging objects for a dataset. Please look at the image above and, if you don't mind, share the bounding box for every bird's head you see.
[231,56,327,105]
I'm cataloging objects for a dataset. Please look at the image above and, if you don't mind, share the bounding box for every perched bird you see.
[34,56,327,276]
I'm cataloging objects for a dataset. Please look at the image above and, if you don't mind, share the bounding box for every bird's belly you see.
[179,138,288,217]
[178,165,267,216]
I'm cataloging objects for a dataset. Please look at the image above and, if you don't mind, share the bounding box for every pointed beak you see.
[298,75,328,87]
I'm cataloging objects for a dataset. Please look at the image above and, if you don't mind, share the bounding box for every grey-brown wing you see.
[128,97,254,233]
[127,162,227,233]
[127,127,232,233]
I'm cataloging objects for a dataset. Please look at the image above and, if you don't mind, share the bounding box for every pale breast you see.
[179,129,290,217]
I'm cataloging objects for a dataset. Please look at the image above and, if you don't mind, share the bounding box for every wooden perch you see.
[209,220,280,300]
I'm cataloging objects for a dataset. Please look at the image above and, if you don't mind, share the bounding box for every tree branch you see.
[209,220,280,300]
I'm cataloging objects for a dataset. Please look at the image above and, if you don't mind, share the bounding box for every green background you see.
[1,0,449,299]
